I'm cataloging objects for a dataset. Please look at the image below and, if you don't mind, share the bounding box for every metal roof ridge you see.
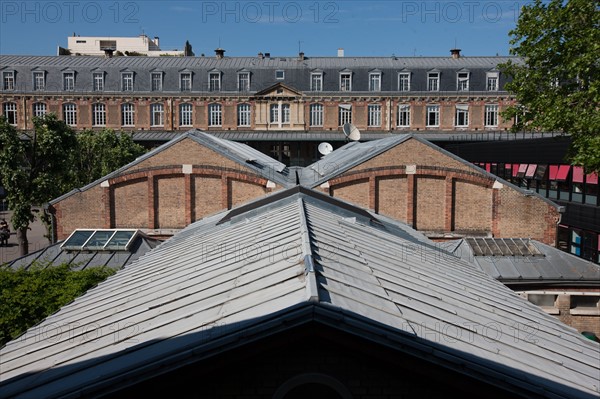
[298,197,319,302]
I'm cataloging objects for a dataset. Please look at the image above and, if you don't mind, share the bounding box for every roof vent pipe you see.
[215,48,225,59]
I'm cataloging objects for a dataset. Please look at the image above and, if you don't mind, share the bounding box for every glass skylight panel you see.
[62,230,95,249]
[105,230,137,250]
[85,230,116,250]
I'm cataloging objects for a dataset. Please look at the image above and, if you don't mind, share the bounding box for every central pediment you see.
[254,82,302,97]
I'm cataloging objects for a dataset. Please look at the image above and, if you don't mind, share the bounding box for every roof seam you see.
[298,197,319,302]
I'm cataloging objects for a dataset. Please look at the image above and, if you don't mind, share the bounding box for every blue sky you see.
[0,1,531,56]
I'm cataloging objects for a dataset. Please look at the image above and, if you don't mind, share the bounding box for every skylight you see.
[61,229,138,251]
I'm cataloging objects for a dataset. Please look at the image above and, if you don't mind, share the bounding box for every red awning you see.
[485,163,491,172]
[549,165,559,180]
[525,164,537,178]
[556,165,571,181]
[512,164,520,177]
[517,164,528,177]
[587,172,598,185]
[572,166,584,183]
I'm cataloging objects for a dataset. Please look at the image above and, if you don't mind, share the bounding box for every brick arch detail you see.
[327,166,496,232]
[105,165,269,229]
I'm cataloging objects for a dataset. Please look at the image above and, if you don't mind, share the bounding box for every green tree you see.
[500,0,600,171]
[0,115,78,255]
[73,128,146,187]
[0,262,115,346]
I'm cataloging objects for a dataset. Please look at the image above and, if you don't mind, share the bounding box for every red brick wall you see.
[113,178,148,228]
[376,175,407,222]
[156,176,186,228]
[415,176,445,231]
[454,180,492,233]
[331,179,370,210]
[193,176,223,221]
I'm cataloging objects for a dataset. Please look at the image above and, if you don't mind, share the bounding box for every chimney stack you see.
[450,48,461,59]
[215,48,225,59]
[258,52,264,59]
[298,51,305,61]
[264,52,271,58]
[337,48,344,57]
[153,36,160,47]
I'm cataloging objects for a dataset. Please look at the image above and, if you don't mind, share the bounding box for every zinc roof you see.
[1,187,598,398]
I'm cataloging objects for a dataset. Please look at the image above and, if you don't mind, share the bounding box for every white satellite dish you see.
[342,123,361,141]
[318,142,333,156]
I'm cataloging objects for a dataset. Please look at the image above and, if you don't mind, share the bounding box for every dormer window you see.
[398,72,410,91]
[427,72,439,91]
[369,72,381,91]
[209,71,221,92]
[275,70,285,80]
[311,72,323,91]
[151,72,163,91]
[180,72,192,91]
[487,71,499,91]
[121,72,134,91]
[3,71,15,91]
[340,72,352,91]
[63,71,75,91]
[238,71,250,91]
[457,71,469,91]
[93,72,104,91]
[33,71,45,91]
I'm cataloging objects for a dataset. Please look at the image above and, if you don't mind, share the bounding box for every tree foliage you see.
[72,128,145,188]
[0,115,78,254]
[500,0,600,171]
[0,115,146,255]
[0,262,115,346]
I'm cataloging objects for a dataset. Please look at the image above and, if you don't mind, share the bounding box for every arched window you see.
[63,103,77,126]
[151,103,164,127]
[179,103,193,127]
[208,103,222,126]
[274,373,352,399]
[33,102,47,118]
[122,103,135,127]
[237,103,250,126]
[2,102,17,125]
[92,103,106,126]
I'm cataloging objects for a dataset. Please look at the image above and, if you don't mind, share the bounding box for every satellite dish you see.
[318,142,333,156]
[342,123,361,141]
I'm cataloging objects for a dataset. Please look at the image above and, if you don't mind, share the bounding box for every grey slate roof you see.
[440,238,600,286]
[1,187,598,398]
[0,54,518,93]
[2,231,160,271]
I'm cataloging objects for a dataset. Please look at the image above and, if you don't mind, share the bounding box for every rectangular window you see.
[369,73,381,91]
[368,104,381,126]
[340,73,352,91]
[63,103,77,126]
[487,72,499,91]
[398,73,410,91]
[3,71,15,90]
[180,73,192,91]
[237,103,250,126]
[33,71,45,91]
[209,72,221,92]
[92,103,106,126]
[179,103,193,126]
[310,103,323,126]
[3,103,17,125]
[122,103,135,126]
[427,72,439,91]
[270,104,279,123]
[275,70,285,80]
[426,105,440,127]
[457,72,469,91]
[397,104,410,127]
[455,105,469,127]
[151,103,164,126]
[63,72,75,91]
[122,73,133,91]
[238,72,250,91]
[281,104,290,124]
[485,104,499,127]
[33,102,47,117]
[93,73,104,91]
[339,105,352,126]
[311,73,323,91]
[151,72,162,91]
[209,103,222,126]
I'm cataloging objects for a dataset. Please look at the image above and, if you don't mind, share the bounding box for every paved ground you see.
[0,208,51,265]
